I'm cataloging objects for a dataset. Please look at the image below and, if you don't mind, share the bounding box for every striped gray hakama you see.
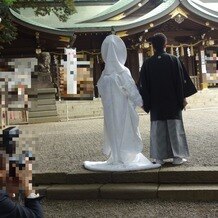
[150,119,189,160]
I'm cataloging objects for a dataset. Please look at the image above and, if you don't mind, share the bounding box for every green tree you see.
[0,2,17,46]
[0,0,76,46]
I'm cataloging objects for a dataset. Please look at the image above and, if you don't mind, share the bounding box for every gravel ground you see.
[18,107,218,218]
[18,107,218,173]
[43,199,218,218]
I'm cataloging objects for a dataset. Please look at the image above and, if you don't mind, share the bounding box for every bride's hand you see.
[183,98,188,110]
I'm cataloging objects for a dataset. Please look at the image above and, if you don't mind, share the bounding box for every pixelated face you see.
[17,157,33,192]
[0,169,6,184]
[4,157,33,196]
[0,153,7,189]
[0,77,29,109]
[0,58,35,130]
[0,128,35,197]
[0,59,36,196]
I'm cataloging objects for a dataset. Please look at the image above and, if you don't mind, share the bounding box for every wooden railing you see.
[190,76,200,90]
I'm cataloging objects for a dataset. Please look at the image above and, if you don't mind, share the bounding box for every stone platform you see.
[16,89,218,201]
[34,166,218,201]
[56,89,218,120]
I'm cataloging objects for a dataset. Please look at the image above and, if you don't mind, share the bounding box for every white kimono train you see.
[84,35,160,171]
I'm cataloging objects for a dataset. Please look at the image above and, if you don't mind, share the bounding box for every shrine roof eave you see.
[10,9,74,36]
[81,0,144,23]
[58,0,180,33]
[181,0,218,23]
[9,0,218,35]
[9,0,179,33]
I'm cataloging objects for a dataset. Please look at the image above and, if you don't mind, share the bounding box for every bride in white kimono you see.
[84,34,160,171]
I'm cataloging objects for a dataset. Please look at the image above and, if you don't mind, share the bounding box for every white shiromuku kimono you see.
[84,35,160,171]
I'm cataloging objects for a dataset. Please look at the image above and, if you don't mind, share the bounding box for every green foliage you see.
[11,0,76,22]
[0,0,76,45]
[0,1,17,45]
[2,0,16,5]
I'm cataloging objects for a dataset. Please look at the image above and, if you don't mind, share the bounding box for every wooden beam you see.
[143,30,199,39]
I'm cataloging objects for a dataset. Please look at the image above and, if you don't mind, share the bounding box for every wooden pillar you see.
[0,79,8,130]
[126,49,140,83]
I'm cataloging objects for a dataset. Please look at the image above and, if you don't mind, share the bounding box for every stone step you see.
[29,110,57,118]
[28,116,59,124]
[35,183,218,201]
[158,184,218,201]
[33,166,218,185]
[37,88,56,94]
[37,94,56,100]
[26,88,58,124]
[31,99,56,106]
[29,105,57,112]
[28,88,56,95]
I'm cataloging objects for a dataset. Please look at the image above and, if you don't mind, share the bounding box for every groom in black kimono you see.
[139,33,197,165]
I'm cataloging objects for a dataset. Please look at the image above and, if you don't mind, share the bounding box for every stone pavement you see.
[43,199,218,218]
[16,106,218,201]
[15,90,218,216]
[19,107,218,173]
[15,89,218,203]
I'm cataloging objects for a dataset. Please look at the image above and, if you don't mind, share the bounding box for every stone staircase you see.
[28,88,59,123]
[34,166,218,201]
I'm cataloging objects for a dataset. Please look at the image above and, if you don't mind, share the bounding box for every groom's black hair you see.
[149,33,167,52]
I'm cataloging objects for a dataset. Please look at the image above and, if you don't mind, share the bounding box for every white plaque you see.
[65,48,77,94]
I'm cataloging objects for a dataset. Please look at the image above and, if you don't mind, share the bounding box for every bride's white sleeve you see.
[121,71,143,107]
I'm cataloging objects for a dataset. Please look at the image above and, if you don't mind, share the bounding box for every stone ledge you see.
[33,173,67,185]
[111,169,159,183]
[33,166,218,185]
[29,111,58,118]
[29,116,59,123]
[159,166,218,183]
[29,105,56,112]
[37,88,56,94]
[34,183,218,201]
[56,89,218,119]
[158,184,218,201]
[100,183,158,199]
[66,171,112,184]
[45,184,101,200]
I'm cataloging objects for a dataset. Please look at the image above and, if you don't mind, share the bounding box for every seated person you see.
[0,127,43,218]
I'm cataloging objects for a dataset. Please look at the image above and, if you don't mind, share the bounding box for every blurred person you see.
[139,33,197,165]
[0,127,43,218]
